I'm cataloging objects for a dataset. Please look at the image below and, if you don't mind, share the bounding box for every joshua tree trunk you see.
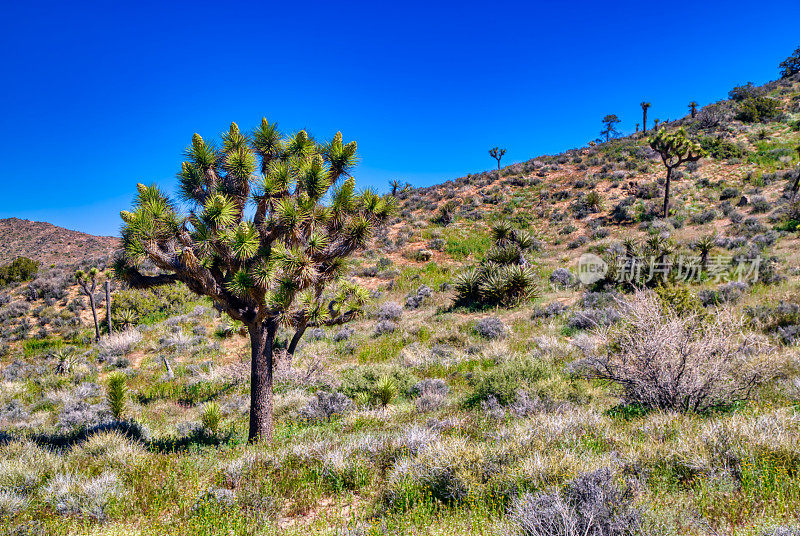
[643,110,648,133]
[248,319,277,443]
[88,294,100,342]
[162,355,175,379]
[105,280,112,335]
[663,166,673,217]
[286,320,307,364]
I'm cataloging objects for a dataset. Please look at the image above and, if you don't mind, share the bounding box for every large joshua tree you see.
[649,128,705,217]
[640,102,651,132]
[114,119,394,442]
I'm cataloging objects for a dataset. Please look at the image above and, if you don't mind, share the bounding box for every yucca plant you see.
[215,316,247,338]
[453,267,482,305]
[201,402,222,435]
[695,234,716,269]
[491,264,538,307]
[112,308,138,330]
[373,376,398,408]
[622,237,639,258]
[114,119,395,443]
[486,244,524,265]
[52,346,76,375]
[453,222,539,308]
[355,391,373,408]
[106,372,128,421]
[585,191,604,211]
[791,145,800,198]
[432,200,459,226]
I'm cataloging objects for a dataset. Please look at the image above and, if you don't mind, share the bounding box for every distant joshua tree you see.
[650,128,705,217]
[489,147,506,169]
[635,123,640,133]
[389,179,402,196]
[653,118,661,130]
[689,101,699,119]
[601,114,621,142]
[75,268,101,341]
[640,102,651,132]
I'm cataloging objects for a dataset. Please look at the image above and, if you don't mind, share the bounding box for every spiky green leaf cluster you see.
[649,128,705,167]
[453,222,539,308]
[117,119,395,328]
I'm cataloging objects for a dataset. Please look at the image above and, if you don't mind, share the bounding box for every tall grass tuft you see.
[374,376,398,407]
[106,373,128,421]
[201,402,222,435]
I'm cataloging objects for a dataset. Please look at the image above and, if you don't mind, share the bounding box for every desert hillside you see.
[0,217,118,266]
[1,62,800,535]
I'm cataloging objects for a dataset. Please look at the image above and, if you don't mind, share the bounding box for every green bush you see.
[655,285,705,318]
[728,82,760,101]
[0,257,39,287]
[465,359,547,407]
[340,365,417,400]
[779,46,800,78]
[736,97,781,123]
[443,229,492,260]
[110,283,197,325]
[747,142,798,167]
[699,136,747,160]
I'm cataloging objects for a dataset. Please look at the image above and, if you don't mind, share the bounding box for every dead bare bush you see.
[579,290,775,412]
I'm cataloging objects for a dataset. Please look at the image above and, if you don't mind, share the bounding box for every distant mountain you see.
[0,218,118,266]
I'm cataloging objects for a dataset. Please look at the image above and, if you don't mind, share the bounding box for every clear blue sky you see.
[1,0,798,236]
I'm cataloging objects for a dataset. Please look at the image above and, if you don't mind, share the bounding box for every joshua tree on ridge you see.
[489,147,506,169]
[114,119,395,443]
[689,101,699,119]
[640,102,651,132]
[650,127,705,217]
